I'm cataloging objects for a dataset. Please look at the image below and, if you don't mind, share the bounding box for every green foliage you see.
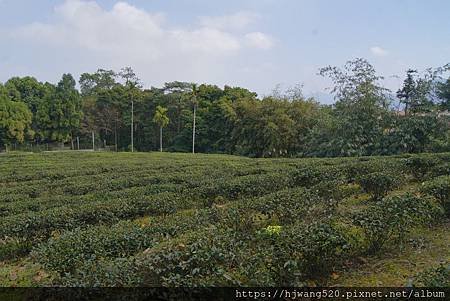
[437,76,450,110]
[32,210,213,274]
[384,115,445,154]
[35,74,82,142]
[128,227,242,287]
[405,156,439,180]
[352,194,442,253]
[274,221,349,281]
[0,238,31,261]
[410,263,450,287]
[2,61,450,155]
[294,164,346,187]
[153,105,169,128]
[1,152,448,287]
[264,225,282,236]
[421,176,450,215]
[358,172,401,200]
[397,69,434,115]
[0,86,34,146]
[243,187,322,225]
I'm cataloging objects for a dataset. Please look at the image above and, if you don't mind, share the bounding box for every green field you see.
[0,152,449,287]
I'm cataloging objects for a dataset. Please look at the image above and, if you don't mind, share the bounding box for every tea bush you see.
[352,193,442,253]
[0,151,448,287]
[32,210,214,274]
[420,176,450,215]
[357,172,401,201]
[273,221,349,281]
[409,263,450,287]
[405,156,439,180]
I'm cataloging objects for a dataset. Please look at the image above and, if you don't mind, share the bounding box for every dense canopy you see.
[1,59,449,157]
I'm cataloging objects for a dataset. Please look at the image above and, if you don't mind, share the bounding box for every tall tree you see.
[36,74,82,144]
[396,69,417,115]
[0,85,33,149]
[191,84,198,154]
[79,69,117,96]
[318,58,390,156]
[437,77,450,111]
[153,105,169,152]
[119,67,142,151]
[319,58,390,107]
[397,69,434,115]
[4,77,50,142]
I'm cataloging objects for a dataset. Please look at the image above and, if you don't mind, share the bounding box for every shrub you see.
[32,210,213,274]
[0,192,194,240]
[409,263,450,287]
[193,172,293,200]
[273,221,349,282]
[421,176,450,216]
[352,194,442,253]
[358,172,401,201]
[405,156,439,180]
[293,165,345,187]
[430,163,450,177]
[310,180,344,201]
[0,238,31,260]
[244,187,322,224]
[58,258,141,287]
[132,227,244,287]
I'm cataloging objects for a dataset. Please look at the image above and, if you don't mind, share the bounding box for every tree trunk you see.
[115,121,118,152]
[192,105,196,154]
[160,126,163,152]
[131,100,134,152]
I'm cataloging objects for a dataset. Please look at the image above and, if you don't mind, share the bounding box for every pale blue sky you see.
[0,0,449,102]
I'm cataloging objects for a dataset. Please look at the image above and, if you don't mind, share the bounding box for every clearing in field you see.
[0,152,449,287]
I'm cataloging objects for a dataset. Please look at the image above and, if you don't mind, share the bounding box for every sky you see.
[0,0,449,103]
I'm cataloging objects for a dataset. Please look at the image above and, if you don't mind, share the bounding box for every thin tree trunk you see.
[131,100,134,152]
[115,119,118,152]
[160,126,163,152]
[192,105,196,154]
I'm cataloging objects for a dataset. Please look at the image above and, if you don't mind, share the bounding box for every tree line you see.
[1,58,449,157]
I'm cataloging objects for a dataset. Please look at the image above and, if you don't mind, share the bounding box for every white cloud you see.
[9,0,273,86]
[198,11,261,31]
[370,46,389,57]
[245,32,274,50]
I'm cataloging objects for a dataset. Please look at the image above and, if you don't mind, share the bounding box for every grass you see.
[0,259,52,287]
[329,221,450,286]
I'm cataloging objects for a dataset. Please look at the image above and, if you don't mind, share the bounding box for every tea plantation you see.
[0,152,449,287]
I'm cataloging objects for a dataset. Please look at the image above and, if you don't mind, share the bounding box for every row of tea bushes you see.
[31,187,320,275]
[352,193,444,253]
[420,175,450,216]
[0,192,195,249]
[54,220,350,287]
[0,183,187,217]
[57,191,446,287]
[1,151,449,286]
[32,209,214,274]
